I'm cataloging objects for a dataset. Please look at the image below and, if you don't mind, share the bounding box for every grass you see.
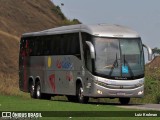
[0,94,127,111]
[0,95,159,120]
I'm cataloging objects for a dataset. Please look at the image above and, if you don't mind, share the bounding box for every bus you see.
[19,24,152,104]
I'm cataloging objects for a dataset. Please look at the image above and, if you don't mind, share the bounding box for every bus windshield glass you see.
[94,37,144,80]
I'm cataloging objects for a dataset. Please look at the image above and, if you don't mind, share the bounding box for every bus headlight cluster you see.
[138,90,143,95]
[97,90,103,95]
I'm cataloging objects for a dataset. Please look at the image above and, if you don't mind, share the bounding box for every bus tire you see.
[77,83,89,103]
[29,81,36,99]
[35,81,42,99]
[35,81,51,100]
[119,98,130,105]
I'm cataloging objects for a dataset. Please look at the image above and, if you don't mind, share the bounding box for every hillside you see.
[146,56,160,68]
[0,0,79,95]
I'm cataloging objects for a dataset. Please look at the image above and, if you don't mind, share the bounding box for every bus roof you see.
[22,24,140,38]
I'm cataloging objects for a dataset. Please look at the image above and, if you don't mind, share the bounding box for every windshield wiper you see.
[109,53,135,78]
[109,53,119,76]
[124,54,126,66]
[115,53,118,68]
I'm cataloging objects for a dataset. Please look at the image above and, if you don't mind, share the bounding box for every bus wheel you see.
[35,81,51,100]
[35,81,42,99]
[77,83,89,103]
[119,98,130,105]
[29,81,36,98]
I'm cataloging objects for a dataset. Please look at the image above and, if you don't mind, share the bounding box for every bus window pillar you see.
[79,32,85,65]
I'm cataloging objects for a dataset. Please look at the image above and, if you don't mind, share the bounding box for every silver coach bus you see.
[19,24,152,104]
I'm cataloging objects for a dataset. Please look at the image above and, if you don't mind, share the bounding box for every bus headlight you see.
[97,89,103,95]
[138,91,143,95]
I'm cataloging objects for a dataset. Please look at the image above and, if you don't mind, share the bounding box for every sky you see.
[51,0,160,49]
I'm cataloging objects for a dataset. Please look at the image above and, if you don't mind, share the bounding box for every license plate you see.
[117,92,126,96]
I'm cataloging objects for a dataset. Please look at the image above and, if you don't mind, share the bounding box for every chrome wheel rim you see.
[79,87,84,100]
[31,85,34,95]
[37,85,41,97]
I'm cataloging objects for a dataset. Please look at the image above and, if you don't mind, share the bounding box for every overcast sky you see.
[52,0,160,49]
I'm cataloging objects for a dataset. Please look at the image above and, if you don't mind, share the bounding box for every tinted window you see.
[23,33,81,58]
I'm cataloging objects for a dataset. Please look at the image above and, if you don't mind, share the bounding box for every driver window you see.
[85,46,92,72]
[82,32,93,72]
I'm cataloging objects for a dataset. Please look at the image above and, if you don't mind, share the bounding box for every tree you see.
[152,47,160,55]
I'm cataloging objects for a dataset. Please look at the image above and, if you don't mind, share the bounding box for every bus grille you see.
[95,80,141,89]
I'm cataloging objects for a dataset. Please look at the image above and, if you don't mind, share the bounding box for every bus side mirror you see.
[85,41,95,59]
[143,44,152,61]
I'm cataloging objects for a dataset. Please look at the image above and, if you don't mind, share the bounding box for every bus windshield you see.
[94,37,144,80]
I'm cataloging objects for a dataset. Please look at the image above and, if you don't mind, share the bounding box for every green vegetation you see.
[61,19,81,26]
[0,95,159,120]
[130,67,160,104]
[152,47,160,55]
[51,5,81,25]
[144,67,160,103]
[51,6,66,20]
[0,95,124,111]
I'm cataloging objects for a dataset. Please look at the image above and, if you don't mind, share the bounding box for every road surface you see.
[89,101,160,111]
[117,104,160,111]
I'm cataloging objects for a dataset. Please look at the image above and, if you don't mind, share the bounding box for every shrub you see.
[51,5,66,20]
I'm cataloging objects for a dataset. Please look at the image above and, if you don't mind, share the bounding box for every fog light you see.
[138,91,143,95]
[97,90,103,95]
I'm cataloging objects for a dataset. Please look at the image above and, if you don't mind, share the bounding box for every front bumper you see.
[88,83,144,98]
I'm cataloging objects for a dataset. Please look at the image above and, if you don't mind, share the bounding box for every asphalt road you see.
[89,101,160,111]
[117,104,160,111]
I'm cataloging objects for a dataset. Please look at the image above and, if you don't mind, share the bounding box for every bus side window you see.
[43,37,51,55]
[85,45,92,72]
[20,39,25,56]
[73,33,81,59]
[29,38,34,56]
[54,36,60,55]
[34,37,43,56]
